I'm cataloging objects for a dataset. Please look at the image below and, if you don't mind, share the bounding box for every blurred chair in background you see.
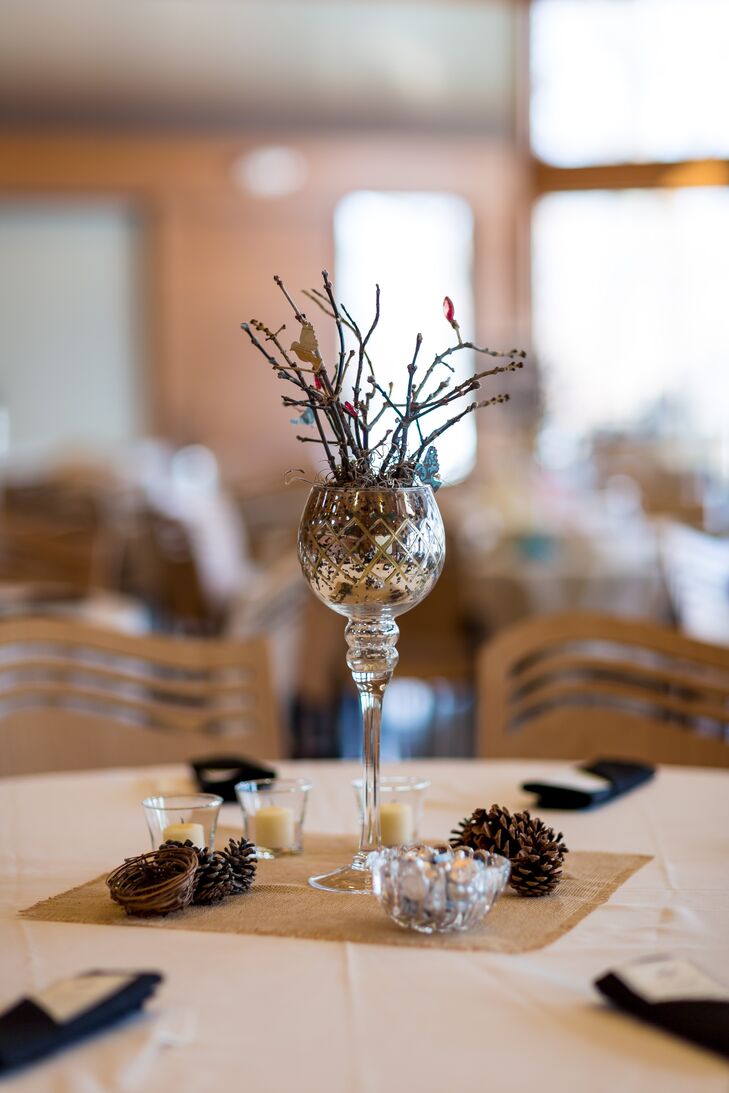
[293,544,478,759]
[477,612,729,767]
[658,520,729,646]
[112,441,258,634]
[456,509,668,635]
[0,476,105,594]
[0,617,281,776]
[592,437,706,527]
[0,440,304,636]
[118,507,218,634]
[388,547,477,757]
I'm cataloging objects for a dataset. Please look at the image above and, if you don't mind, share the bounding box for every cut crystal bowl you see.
[370,844,511,934]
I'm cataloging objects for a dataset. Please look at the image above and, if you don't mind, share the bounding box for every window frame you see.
[527,0,729,196]
[524,0,729,476]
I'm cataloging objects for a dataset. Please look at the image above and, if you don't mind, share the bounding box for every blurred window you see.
[532,187,729,474]
[531,0,729,482]
[335,190,476,484]
[0,202,143,460]
[531,0,729,166]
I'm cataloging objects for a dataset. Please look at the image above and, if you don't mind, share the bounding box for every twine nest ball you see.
[107,846,198,916]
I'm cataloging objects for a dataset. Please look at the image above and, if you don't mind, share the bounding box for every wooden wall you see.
[0,130,529,488]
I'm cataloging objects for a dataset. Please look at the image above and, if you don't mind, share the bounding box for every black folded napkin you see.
[522,758,655,809]
[190,755,276,802]
[596,958,729,1061]
[0,971,162,1073]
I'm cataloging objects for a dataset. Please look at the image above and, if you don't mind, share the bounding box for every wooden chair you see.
[0,617,281,776]
[477,613,729,767]
[0,482,106,592]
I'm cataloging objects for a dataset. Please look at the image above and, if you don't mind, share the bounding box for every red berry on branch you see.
[314,374,323,390]
[443,296,456,323]
[343,401,358,418]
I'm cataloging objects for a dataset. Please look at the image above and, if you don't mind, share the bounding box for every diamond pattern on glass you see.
[298,488,445,614]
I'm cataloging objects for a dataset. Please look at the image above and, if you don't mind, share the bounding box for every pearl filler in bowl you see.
[370,844,511,934]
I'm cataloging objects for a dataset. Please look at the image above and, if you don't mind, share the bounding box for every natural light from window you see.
[533,187,729,477]
[334,190,476,485]
[531,0,729,166]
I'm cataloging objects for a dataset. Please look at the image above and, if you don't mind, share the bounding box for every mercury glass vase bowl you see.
[297,484,445,893]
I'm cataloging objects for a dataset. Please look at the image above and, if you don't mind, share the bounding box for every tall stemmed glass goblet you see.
[297,483,445,893]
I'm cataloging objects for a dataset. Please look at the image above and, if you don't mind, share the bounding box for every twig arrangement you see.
[241,271,525,488]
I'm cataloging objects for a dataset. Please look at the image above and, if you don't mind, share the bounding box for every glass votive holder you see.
[236,778,312,859]
[352,775,430,847]
[370,844,511,934]
[142,793,223,851]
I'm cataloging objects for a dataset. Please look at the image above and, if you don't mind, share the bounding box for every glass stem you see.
[345,613,399,868]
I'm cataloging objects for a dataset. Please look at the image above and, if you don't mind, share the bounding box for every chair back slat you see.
[513,652,729,704]
[0,656,258,699]
[478,613,729,767]
[510,679,729,731]
[0,617,281,775]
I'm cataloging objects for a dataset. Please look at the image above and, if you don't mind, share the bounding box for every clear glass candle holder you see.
[142,793,223,851]
[352,776,430,847]
[236,778,312,859]
[370,845,511,934]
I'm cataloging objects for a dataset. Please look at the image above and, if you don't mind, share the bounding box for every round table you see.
[1,759,727,1091]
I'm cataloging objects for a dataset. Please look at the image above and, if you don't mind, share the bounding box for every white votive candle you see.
[380,802,414,846]
[255,806,295,849]
[162,821,206,847]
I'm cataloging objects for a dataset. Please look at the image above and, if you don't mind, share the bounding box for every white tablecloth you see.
[1,760,728,1091]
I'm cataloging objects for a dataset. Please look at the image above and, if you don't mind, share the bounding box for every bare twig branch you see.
[417,361,523,417]
[322,270,347,389]
[296,434,339,445]
[398,333,423,461]
[415,341,524,402]
[274,275,307,323]
[350,284,380,426]
[243,321,338,474]
[242,277,525,486]
[302,287,335,316]
[414,394,510,461]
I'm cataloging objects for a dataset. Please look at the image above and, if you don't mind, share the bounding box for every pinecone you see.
[192,848,235,904]
[508,812,568,897]
[450,804,522,858]
[450,805,568,898]
[161,839,234,904]
[160,837,256,902]
[221,837,257,894]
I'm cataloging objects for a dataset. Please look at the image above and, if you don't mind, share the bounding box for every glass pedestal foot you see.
[308,863,374,894]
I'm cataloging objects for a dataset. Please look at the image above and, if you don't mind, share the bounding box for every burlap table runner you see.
[21,832,650,953]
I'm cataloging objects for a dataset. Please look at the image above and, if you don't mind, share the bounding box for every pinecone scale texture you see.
[450,805,568,897]
[161,836,257,904]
